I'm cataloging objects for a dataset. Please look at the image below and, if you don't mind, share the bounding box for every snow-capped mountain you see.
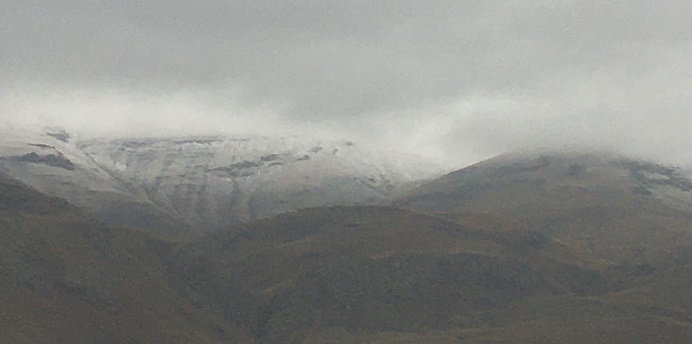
[0,127,134,205]
[0,126,188,235]
[0,126,442,235]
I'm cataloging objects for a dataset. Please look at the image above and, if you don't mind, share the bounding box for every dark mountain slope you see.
[173,206,676,343]
[0,174,253,343]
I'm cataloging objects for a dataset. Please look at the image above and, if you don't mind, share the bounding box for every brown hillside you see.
[0,175,252,343]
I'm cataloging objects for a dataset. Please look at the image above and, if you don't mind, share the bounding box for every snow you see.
[0,127,443,232]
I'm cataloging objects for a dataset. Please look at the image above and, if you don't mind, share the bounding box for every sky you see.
[2,1,692,168]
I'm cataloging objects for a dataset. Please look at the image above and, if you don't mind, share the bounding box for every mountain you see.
[79,135,437,228]
[1,146,691,343]
[0,127,440,236]
[0,174,254,343]
[172,205,691,343]
[392,151,692,266]
[0,127,190,237]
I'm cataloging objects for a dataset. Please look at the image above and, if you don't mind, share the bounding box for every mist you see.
[2,1,692,169]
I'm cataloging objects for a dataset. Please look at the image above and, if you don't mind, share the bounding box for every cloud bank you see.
[2,1,692,168]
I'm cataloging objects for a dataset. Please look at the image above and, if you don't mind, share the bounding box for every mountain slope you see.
[0,127,191,238]
[1,171,689,343]
[393,152,692,266]
[80,135,436,228]
[173,205,691,343]
[0,127,440,235]
[0,174,253,343]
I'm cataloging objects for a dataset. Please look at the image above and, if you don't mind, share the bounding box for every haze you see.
[2,1,692,169]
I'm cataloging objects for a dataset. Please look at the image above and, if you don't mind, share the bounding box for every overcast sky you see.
[2,1,692,168]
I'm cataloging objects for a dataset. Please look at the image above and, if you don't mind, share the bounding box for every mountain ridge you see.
[392,151,692,266]
[0,127,443,236]
[1,143,691,343]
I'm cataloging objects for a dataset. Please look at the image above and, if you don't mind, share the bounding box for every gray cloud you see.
[2,1,692,168]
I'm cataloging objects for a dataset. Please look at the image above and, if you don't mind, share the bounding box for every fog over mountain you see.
[5,4,692,343]
[3,1,692,168]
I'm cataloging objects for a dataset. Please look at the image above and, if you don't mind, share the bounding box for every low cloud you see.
[2,1,692,168]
